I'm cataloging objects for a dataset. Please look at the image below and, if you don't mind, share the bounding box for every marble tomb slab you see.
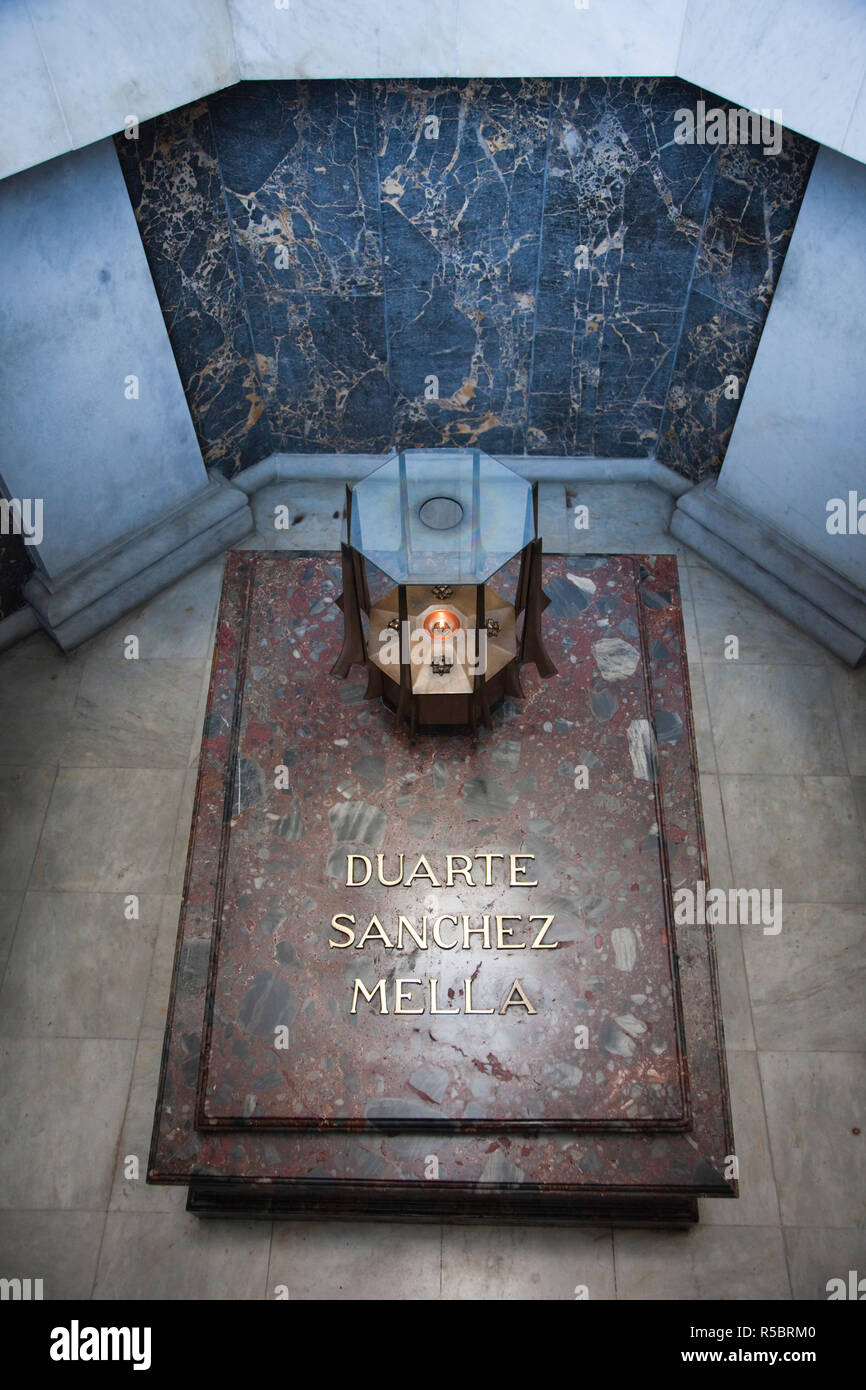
[150,551,735,1222]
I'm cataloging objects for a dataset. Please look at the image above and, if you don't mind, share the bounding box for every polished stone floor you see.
[0,481,863,1300]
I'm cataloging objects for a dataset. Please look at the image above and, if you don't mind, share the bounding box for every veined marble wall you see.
[115,78,814,482]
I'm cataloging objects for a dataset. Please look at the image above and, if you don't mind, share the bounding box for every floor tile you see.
[721,776,866,902]
[0,891,23,973]
[139,896,182,1041]
[31,768,184,893]
[700,1051,779,1226]
[784,1228,866,1301]
[713,922,756,1051]
[109,1040,186,1213]
[442,1225,614,1300]
[538,483,569,552]
[0,657,81,764]
[168,767,198,888]
[688,665,716,773]
[743,904,866,1052]
[0,892,159,1037]
[760,1052,866,1227]
[614,1225,790,1299]
[828,665,866,776]
[699,773,734,889]
[677,566,702,664]
[61,657,206,768]
[564,483,681,556]
[250,481,345,551]
[0,1211,105,1300]
[706,665,848,775]
[0,1038,135,1209]
[77,558,225,662]
[853,777,866,836]
[0,766,56,889]
[94,1212,271,1300]
[268,1220,441,1300]
[690,564,829,666]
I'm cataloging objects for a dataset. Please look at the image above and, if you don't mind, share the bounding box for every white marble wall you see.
[678,0,866,163]
[228,0,686,80]
[1,0,865,181]
[717,147,866,591]
[0,0,239,180]
[0,139,209,582]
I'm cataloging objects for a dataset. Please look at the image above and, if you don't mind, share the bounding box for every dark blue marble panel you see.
[657,289,765,481]
[115,103,272,477]
[529,78,717,457]
[693,113,816,320]
[113,78,817,491]
[376,78,550,454]
[210,81,389,451]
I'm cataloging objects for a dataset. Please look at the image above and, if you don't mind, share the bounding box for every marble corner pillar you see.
[0,137,252,651]
[671,147,866,667]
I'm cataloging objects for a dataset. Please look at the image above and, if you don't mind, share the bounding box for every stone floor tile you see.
[721,776,866,902]
[0,766,56,889]
[688,664,716,773]
[94,1212,271,1300]
[0,656,81,765]
[760,1052,866,1228]
[0,1038,135,1209]
[0,1211,105,1300]
[700,1051,779,1225]
[0,891,23,973]
[690,564,829,666]
[250,481,345,551]
[31,768,184,893]
[77,557,225,662]
[563,483,683,556]
[614,1225,790,1299]
[268,1220,441,1301]
[713,923,756,1051]
[139,895,182,1041]
[827,664,866,776]
[743,904,866,1052]
[61,657,206,768]
[699,773,735,889]
[109,1040,186,1213]
[784,1227,866,1301]
[706,665,848,775]
[442,1225,615,1300]
[538,483,570,552]
[167,768,198,891]
[0,892,159,1037]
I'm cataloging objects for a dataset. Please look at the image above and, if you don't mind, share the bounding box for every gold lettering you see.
[500,979,537,1014]
[496,914,524,949]
[430,978,459,1014]
[475,852,504,886]
[396,914,427,950]
[529,913,559,949]
[356,915,394,949]
[346,853,372,886]
[432,914,459,949]
[509,853,538,886]
[376,851,405,887]
[465,976,494,1014]
[395,978,423,1014]
[329,912,356,948]
[405,853,442,888]
[350,978,387,1014]
[462,912,490,949]
[446,853,474,886]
